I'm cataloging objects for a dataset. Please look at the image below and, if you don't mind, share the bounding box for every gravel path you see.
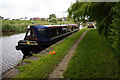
[49,29,89,78]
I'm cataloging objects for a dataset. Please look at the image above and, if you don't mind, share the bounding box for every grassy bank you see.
[1,20,74,36]
[12,27,88,78]
[63,29,118,78]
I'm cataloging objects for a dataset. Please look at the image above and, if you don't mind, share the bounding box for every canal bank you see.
[2,27,88,78]
[49,29,89,78]
[63,29,119,78]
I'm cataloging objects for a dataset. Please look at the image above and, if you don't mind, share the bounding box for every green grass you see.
[22,59,33,63]
[12,27,88,78]
[63,29,118,78]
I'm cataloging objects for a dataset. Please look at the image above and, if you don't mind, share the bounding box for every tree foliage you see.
[49,14,56,19]
[49,18,57,23]
[49,14,57,23]
[67,2,119,53]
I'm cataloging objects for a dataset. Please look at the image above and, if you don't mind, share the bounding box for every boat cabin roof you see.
[30,24,77,29]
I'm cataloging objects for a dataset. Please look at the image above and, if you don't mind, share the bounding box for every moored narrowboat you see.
[16,24,78,58]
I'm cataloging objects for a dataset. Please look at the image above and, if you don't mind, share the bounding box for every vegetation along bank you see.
[1,20,74,36]
[67,2,119,77]
[63,29,118,78]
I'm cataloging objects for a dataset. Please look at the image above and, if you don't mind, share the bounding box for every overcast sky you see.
[0,0,76,19]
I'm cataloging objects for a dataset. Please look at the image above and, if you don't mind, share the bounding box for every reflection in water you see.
[2,32,25,37]
[1,33,25,74]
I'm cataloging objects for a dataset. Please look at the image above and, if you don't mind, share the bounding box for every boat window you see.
[62,27,68,33]
[38,29,45,33]
[31,30,36,38]
[38,28,47,37]
[49,27,65,38]
[25,28,37,40]
[26,29,30,37]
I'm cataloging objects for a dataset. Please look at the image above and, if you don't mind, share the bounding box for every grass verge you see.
[21,59,33,63]
[12,27,88,78]
[63,29,118,78]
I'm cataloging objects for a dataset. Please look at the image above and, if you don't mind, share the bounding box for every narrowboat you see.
[16,24,78,58]
[87,22,95,28]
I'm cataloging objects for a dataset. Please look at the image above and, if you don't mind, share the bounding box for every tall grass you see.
[2,20,47,33]
[1,20,74,36]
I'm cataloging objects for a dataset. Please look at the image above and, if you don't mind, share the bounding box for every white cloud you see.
[0,0,76,19]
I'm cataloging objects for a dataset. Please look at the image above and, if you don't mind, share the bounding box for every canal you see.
[1,33,25,74]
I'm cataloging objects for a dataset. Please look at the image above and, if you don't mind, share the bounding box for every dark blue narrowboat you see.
[16,24,78,58]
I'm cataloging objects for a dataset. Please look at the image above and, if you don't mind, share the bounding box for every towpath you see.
[49,29,89,78]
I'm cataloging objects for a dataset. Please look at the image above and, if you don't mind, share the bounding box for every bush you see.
[49,18,57,23]
[58,18,62,21]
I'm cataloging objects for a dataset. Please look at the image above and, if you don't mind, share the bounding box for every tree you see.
[49,14,56,19]
[49,18,57,23]
[67,2,119,55]
[49,14,57,23]
[0,16,4,20]
[30,18,33,21]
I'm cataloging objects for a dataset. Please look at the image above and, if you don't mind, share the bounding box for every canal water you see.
[0,25,85,75]
[0,33,25,74]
